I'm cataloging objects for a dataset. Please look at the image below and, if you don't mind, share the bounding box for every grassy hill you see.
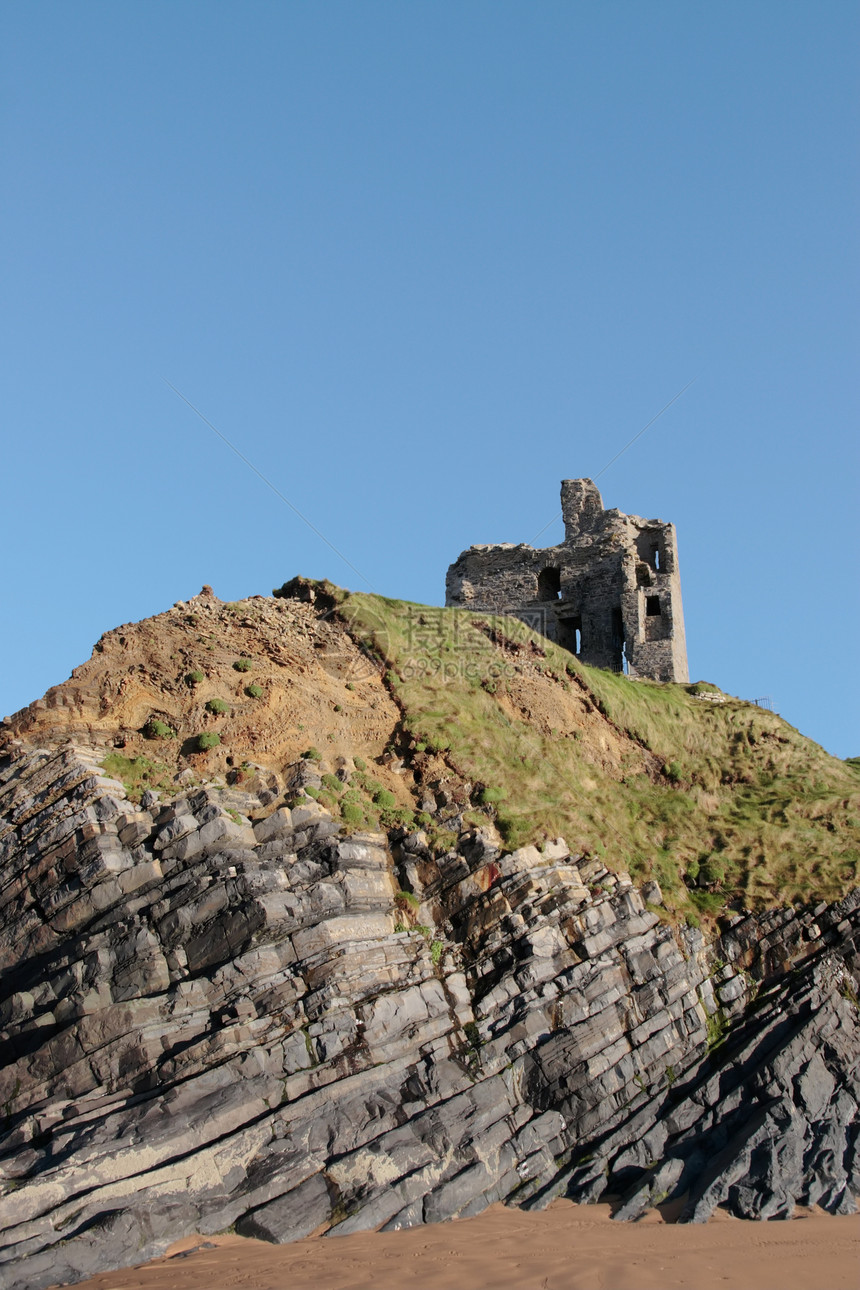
[4,577,857,928]
[327,584,860,923]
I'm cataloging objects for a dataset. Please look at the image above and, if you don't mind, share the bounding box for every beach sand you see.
[55,1201,859,1290]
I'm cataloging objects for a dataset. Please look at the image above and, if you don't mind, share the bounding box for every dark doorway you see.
[537,567,561,601]
[558,615,582,657]
[646,595,661,617]
[611,607,626,673]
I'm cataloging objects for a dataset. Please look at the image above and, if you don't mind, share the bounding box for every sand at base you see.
[55,1202,859,1290]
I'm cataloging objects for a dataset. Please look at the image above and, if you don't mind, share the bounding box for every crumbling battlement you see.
[445,479,689,683]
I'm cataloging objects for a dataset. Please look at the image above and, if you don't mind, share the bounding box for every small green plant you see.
[353,756,366,771]
[186,670,205,686]
[430,939,444,965]
[706,1005,728,1052]
[840,978,859,1008]
[303,785,320,799]
[302,747,322,762]
[206,698,230,715]
[197,732,221,751]
[342,801,364,827]
[664,761,683,783]
[244,683,263,699]
[144,719,175,740]
[321,773,343,794]
[233,658,253,672]
[395,890,421,908]
[226,808,242,824]
[463,1020,482,1050]
[374,788,397,810]
[698,857,726,888]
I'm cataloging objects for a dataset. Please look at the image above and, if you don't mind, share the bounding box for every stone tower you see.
[445,479,689,683]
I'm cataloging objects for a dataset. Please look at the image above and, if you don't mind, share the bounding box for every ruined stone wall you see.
[446,480,689,683]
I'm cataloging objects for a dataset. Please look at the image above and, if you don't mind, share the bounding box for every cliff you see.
[0,582,858,1288]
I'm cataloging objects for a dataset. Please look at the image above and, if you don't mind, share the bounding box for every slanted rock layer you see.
[0,743,858,1289]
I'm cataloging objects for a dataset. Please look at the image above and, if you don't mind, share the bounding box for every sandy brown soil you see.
[56,1202,859,1290]
[1,587,408,800]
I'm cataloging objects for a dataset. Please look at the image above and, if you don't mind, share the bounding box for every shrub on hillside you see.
[341,801,364,827]
[144,719,175,740]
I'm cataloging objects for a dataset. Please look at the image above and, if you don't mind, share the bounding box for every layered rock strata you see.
[0,744,857,1289]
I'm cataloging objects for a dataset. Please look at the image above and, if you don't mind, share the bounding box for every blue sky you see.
[2,2,857,757]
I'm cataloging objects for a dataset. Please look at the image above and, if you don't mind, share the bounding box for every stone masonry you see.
[446,479,689,683]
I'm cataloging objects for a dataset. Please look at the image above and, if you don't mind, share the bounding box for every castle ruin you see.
[445,479,689,683]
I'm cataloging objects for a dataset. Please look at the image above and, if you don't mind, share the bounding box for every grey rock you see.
[235,1173,332,1242]
[0,743,857,1290]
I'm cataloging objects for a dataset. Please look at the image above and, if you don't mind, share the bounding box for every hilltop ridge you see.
[3,577,858,925]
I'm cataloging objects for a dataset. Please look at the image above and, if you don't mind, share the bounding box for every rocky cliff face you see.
[1,741,858,1290]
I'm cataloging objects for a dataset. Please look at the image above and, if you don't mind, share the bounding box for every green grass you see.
[321,587,859,921]
[205,698,230,715]
[341,800,364,827]
[100,752,174,802]
[706,1005,729,1052]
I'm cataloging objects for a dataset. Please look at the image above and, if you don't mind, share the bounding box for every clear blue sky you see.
[2,2,857,757]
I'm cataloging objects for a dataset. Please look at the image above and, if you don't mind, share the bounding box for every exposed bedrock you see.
[0,745,857,1288]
